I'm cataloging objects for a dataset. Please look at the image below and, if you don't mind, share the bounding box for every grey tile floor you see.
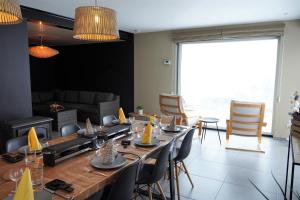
[138,130,298,200]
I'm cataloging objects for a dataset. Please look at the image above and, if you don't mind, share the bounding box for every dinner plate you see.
[3,191,51,200]
[90,154,126,170]
[134,137,159,147]
[161,126,183,133]
[18,145,42,154]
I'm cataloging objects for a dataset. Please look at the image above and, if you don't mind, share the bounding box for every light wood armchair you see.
[226,100,267,144]
[159,94,201,127]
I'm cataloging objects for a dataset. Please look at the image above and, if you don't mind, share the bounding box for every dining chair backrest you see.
[174,129,195,162]
[159,94,187,125]
[102,115,117,126]
[104,161,140,200]
[60,123,81,137]
[6,135,28,152]
[229,100,266,136]
[23,127,47,140]
[151,140,174,183]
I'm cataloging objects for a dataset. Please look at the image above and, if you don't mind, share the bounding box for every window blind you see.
[172,22,285,43]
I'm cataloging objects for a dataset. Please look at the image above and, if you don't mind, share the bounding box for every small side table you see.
[199,117,221,145]
[128,112,155,121]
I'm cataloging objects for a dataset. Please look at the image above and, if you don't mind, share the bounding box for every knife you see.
[44,187,74,200]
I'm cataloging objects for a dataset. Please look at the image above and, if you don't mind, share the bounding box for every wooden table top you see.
[0,127,188,200]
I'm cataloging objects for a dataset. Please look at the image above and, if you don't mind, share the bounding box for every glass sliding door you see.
[178,38,279,133]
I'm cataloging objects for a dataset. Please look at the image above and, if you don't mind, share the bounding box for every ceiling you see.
[27,21,126,46]
[21,0,300,33]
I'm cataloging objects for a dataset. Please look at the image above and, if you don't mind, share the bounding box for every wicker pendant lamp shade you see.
[73,6,119,41]
[0,0,22,24]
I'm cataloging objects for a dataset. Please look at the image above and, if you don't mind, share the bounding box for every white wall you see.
[134,20,300,138]
[272,20,300,138]
[134,31,177,114]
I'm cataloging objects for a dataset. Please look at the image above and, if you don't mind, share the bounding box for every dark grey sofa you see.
[32,90,120,124]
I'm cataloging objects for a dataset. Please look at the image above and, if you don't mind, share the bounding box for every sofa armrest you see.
[98,95,120,122]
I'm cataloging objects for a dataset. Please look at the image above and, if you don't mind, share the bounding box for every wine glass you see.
[9,168,23,193]
[96,125,104,133]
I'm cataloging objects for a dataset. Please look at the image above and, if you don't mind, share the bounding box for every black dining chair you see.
[173,128,195,200]
[60,123,81,137]
[6,135,28,152]
[136,140,174,200]
[102,115,117,126]
[101,161,140,200]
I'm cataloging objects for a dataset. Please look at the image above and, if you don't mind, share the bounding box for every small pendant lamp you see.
[29,44,59,59]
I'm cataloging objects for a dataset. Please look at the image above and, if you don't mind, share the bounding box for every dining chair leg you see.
[197,121,203,137]
[216,122,222,145]
[181,161,194,188]
[147,184,153,200]
[175,163,181,200]
[134,185,139,200]
[156,182,167,200]
[164,169,168,180]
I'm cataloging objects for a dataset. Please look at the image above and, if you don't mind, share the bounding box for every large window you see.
[179,39,279,133]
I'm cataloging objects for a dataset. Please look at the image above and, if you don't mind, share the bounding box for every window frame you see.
[176,36,284,135]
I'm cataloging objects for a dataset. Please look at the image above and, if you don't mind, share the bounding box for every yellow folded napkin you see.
[149,115,156,124]
[28,127,42,152]
[141,123,153,144]
[119,107,126,124]
[13,168,34,200]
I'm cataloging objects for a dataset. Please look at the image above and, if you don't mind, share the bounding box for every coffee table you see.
[199,117,221,145]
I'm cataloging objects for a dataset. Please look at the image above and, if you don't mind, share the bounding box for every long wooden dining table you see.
[0,127,189,200]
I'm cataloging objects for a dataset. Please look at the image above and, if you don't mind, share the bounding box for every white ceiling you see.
[21,0,300,33]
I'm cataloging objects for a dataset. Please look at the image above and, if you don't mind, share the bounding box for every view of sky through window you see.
[179,39,278,133]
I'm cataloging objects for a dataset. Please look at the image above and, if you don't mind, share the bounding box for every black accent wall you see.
[0,22,32,121]
[30,56,58,91]
[30,33,134,114]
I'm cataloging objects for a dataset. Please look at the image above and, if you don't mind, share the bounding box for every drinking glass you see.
[160,115,173,128]
[131,121,145,139]
[24,148,34,166]
[26,154,43,189]
[9,168,23,193]
[129,117,135,124]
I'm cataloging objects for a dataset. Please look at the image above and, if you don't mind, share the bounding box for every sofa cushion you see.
[32,92,40,104]
[64,90,79,103]
[79,91,95,105]
[54,90,65,102]
[94,92,114,103]
[39,92,53,103]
